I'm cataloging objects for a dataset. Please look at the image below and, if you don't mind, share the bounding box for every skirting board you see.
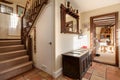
[119,62,120,68]
[52,68,62,78]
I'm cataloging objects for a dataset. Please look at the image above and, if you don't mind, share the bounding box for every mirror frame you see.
[60,4,79,34]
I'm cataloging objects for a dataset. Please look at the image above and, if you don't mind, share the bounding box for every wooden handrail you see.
[21,0,48,43]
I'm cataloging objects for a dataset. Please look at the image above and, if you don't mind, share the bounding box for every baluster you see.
[39,0,41,5]
[36,0,39,7]
[27,35,33,61]
[32,4,34,14]
[45,0,48,4]
[34,1,37,13]
[40,0,43,4]
[36,0,39,12]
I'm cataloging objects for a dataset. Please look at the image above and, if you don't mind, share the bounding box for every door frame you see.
[90,12,119,66]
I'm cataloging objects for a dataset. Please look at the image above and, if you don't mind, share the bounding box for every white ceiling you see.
[68,0,120,12]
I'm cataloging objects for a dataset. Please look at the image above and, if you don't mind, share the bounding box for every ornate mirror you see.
[60,4,79,34]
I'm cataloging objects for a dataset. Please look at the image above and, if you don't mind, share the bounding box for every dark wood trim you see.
[90,12,119,66]
[93,60,116,66]
[94,18,115,21]
[27,35,33,61]
[115,12,119,66]
[0,39,20,40]
[91,12,118,18]
[90,17,93,49]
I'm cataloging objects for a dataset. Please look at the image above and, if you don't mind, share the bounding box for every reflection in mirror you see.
[66,14,77,32]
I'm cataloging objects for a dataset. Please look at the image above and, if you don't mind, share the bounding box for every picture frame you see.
[0,4,13,15]
[17,5,25,17]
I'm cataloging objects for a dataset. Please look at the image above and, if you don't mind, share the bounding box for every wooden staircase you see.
[0,40,32,80]
[0,0,48,79]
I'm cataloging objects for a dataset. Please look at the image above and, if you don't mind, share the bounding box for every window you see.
[0,4,13,15]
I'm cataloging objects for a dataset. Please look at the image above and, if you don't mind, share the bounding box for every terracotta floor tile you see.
[24,71,45,80]
[107,71,120,80]
[93,70,106,78]
[82,78,89,80]
[83,72,92,79]
[107,65,119,72]
[45,76,54,80]
[9,77,25,80]
[9,75,24,80]
[94,67,106,72]
[9,62,120,80]
[29,75,45,80]
[90,74,105,80]
[56,75,73,80]
[38,71,51,78]
[87,67,94,73]
[22,69,40,78]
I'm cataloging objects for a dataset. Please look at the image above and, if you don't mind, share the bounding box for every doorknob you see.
[49,42,52,45]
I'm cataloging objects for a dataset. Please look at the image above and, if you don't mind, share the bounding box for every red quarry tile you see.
[9,75,24,80]
[90,74,105,80]
[87,67,94,73]
[30,75,45,80]
[107,65,119,72]
[93,69,106,78]
[83,72,92,79]
[107,71,120,80]
[9,62,120,80]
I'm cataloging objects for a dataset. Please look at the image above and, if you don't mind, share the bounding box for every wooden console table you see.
[62,49,92,80]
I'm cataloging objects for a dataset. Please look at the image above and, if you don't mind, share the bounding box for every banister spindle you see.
[39,0,41,5]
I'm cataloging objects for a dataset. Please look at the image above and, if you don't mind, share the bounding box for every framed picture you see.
[17,5,25,17]
[0,4,13,15]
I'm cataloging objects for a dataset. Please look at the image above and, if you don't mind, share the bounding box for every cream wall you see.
[0,2,25,39]
[54,0,88,72]
[34,0,54,75]
[80,3,120,67]
[32,0,87,77]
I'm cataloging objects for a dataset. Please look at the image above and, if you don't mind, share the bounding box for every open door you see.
[90,12,119,66]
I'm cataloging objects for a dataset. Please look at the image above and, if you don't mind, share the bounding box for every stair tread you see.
[0,50,26,55]
[0,61,32,74]
[0,45,24,48]
[0,55,28,63]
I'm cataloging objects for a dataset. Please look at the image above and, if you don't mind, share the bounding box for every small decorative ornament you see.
[67,1,70,8]
[76,10,78,14]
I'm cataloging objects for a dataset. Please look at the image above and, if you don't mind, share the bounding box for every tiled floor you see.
[94,50,115,65]
[9,62,120,80]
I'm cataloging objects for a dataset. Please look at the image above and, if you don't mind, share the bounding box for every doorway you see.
[90,12,119,66]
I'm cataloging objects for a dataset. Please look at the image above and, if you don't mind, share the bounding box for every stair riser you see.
[0,51,27,61]
[0,41,21,47]
[0,64,32,80]
[0,57,29,72]
[0,46,24,53]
